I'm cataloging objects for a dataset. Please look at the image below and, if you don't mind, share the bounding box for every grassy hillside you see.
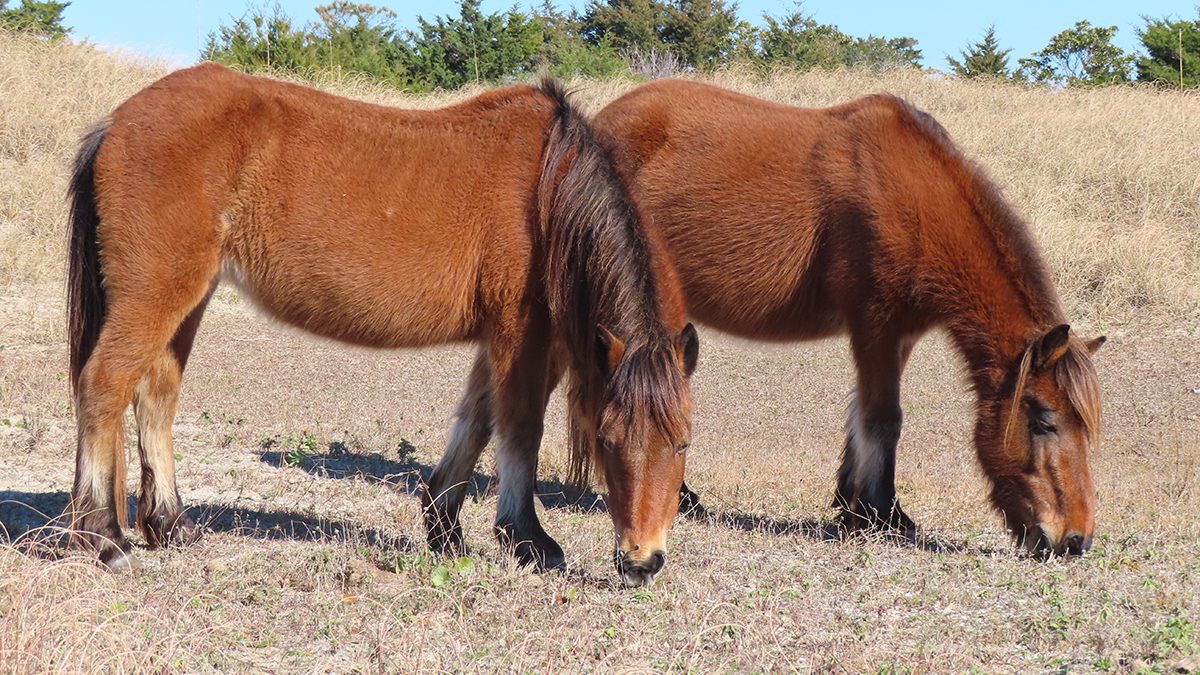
[1,31,1198,672]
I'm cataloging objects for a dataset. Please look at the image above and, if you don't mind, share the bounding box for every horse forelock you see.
[1056,342,1102,446]
[567,339,690,487]
[1002,338,1102,455]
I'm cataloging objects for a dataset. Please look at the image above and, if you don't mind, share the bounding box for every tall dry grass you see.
[2,30,1197,331]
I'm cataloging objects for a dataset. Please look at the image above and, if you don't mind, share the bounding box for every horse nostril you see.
[1063,533,1088,556]
[645,551,666,575]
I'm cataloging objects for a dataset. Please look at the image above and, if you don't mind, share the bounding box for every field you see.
[1,32,1198,672]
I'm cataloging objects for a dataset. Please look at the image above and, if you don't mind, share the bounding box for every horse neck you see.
[935,195,1065,399]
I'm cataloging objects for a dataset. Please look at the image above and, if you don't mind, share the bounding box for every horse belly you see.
[220,224,484,349]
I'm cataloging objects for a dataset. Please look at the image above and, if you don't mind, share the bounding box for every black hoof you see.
[495,522,566,572]
[421,487,468,556]
[679,482,707,519]
[140,510,201,549]
[835,497,917,538]
[425,510,467,557]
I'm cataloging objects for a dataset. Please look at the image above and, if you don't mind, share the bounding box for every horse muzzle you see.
[1024,525,1093,559]
[615,549,666,587]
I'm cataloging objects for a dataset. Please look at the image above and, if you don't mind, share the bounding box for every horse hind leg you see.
[423,348,494,555]
[134,290,212,548]
[833,334,917,535]
[71,299,203,568]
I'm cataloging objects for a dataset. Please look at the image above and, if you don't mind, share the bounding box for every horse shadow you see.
[256,443,970,554]
[689,506,967,554]
[257,444,609,514]
[0,489,419,557]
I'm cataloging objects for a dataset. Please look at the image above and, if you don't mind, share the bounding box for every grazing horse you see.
[66,64,697,585]
[593,80,1104,556]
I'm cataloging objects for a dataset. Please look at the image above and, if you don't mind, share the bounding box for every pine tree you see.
[1136,12,1200,88]
[0,0,70,39]
[947,26,1011,79]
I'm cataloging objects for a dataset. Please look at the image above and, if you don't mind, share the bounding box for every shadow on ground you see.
[0,489,417,554]
[257,446,609,513]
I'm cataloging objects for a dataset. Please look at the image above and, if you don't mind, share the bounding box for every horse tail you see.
[535,77,645,489]
[67,120,111,398]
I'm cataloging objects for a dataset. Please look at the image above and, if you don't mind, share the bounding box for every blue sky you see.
[62,1,1197,70]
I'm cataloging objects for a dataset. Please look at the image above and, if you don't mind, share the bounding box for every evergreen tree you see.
[758,7,919,71]
[947,26,1011,78]
[1136,12,1200,88]
[530,1,627,78]
[1018,20,1134,86]
[406,0,543,89]
[0,0,69,39]
[580,0,667,56]
[661,0,743,69]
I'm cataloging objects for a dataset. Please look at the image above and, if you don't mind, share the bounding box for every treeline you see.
[3,0,1198,90]
[196,1,926,90]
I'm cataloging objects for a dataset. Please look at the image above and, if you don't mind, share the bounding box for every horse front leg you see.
[488,323,565,571]
[834,334,917,535]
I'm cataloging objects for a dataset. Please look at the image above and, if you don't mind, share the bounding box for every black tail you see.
[67,120,110,397]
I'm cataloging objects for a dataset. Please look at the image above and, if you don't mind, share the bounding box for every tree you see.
[203,4,319,74]
[947,25,1011,78]
[529,1,627,78]
[758,7,920,71]
[406,0,544,89]
[0,0,69,39]
[661,0,744,69]
[1018,20,1134,86]
[581,0,667,55]
[1136,12,1200,88]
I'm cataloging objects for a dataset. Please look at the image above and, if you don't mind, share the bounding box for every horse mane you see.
[888,96,1065,330]
[535,77,688,488]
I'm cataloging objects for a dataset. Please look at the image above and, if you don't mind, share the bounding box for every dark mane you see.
[892,96,1065,330]
[535,77,687,486]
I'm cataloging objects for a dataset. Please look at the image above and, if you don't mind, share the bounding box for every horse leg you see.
[134,291,211,548]
[834,335,917,534]
[423,348,493,555]
[490,328,564,571]
[71,298,205,568]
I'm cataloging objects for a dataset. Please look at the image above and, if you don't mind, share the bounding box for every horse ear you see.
[1085,335,1107,355]
[676,322,699,376]
[1034,324,1072,371]
[596,325,625,375]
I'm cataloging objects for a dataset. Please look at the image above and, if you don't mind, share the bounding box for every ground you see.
[1,32,1198,673]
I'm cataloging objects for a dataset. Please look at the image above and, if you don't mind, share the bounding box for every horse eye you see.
[1029,409,1057,436]
[676,442,690,455]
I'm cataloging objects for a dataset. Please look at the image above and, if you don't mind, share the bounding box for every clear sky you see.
[62,1,1197,70]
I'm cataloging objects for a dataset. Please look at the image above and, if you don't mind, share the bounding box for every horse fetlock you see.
[424,505,466,558]
[678,482,707,519]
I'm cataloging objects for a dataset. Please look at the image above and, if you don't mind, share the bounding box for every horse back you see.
[594,80,974,340]
[95,64,558,348]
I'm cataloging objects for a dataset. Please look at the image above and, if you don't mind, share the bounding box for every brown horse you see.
[592,80,1104,557]
[66,64,697,585]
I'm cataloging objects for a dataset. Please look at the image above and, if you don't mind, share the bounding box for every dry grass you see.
[1,31,1199,672]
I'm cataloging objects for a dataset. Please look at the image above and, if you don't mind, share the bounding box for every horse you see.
[592,79,1105,557]
[65,63,698,586]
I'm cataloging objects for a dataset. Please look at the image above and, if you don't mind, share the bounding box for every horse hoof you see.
[101,547,140,572]
[142,512,201,549]
[496,524,566,572]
